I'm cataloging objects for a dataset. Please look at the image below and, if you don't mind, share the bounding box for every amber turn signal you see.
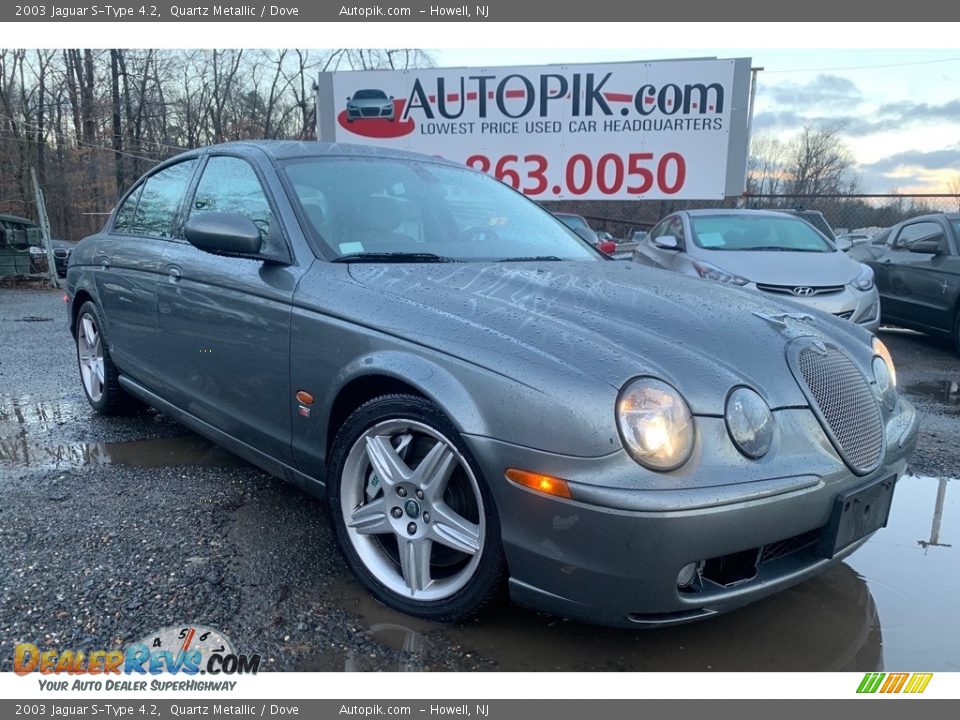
[295,390,315,405]
[505,468,573,499]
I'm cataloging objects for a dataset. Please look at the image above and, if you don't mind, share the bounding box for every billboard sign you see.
[318,58,752,200]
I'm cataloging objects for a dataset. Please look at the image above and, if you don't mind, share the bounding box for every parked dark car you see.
[30,238,77,277]
[66,141,917,627]
[849,213,960,355]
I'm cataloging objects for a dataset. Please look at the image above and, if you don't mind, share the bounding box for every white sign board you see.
[318,58,751,200]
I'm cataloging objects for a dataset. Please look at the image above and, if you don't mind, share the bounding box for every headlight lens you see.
[617,378,695,470]
[872,336,897,387]
[873,357,897,410]
[691,260,749,286]
[28,246,45,255]
[850,263,875,291]
[725,387,775,459]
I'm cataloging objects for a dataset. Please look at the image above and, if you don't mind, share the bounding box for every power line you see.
[764,55,960,74]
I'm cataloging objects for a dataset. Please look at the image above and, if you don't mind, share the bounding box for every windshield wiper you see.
[496,255,565,262]
[331,252,460,263]
[743,246,823,253]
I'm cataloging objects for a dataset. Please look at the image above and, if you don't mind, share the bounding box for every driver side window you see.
[893,221,943,250]
[189,156,277,246]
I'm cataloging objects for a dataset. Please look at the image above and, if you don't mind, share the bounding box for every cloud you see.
[764,74,863,108]
[862,147,960,173]
[753,100,960,137]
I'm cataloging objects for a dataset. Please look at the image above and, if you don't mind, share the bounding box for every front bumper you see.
[464,399,918,627]
[753,284,881,333]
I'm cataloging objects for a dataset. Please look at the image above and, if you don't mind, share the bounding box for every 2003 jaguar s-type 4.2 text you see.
[66,141,918,627]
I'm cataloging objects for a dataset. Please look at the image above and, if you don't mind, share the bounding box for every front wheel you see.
[328,395,504,622]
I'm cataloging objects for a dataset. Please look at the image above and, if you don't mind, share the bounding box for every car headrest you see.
[351,196,405,232]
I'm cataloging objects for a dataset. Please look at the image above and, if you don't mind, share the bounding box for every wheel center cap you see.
[404,499,421,519]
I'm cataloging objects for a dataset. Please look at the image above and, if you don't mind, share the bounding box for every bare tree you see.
[948,173,960,211]
[784,124,859,196]
[746,134,786,195]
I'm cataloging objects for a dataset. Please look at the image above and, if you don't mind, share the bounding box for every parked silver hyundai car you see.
[633,209,881,332]
[66,142,917,627]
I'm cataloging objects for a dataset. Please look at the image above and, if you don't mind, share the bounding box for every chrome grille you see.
[756,283,844,297]
[790,341,884,475]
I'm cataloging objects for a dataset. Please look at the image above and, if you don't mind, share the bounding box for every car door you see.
[881,219,958,332]
[156,153,307,463]
[636,215,688,272]
[93,159,199,388]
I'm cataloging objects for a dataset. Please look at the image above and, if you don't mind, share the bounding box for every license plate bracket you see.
[818,475,896,558]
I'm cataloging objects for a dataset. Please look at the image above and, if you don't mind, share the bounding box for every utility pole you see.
[31,167,59,289]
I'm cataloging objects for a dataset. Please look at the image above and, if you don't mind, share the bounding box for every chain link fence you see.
[543,194,960,242]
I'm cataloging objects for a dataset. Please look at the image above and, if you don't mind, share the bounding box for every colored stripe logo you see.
[857,672,933,694]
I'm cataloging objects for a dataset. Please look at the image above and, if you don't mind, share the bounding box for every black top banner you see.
[3,0,957,21]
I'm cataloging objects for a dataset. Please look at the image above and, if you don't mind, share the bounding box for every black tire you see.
[327,394,505,622]
[75,300,137,415]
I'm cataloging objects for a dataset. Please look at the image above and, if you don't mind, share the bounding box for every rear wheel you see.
[328,394,504,622]
[75,301,136,415]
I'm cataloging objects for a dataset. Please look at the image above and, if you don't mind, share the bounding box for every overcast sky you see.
[434,49,960,194]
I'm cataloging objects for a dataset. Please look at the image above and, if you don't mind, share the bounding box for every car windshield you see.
[283,157,599,262]
[353,90,387,100]
[689,214,834,253]
[953,220,960,238]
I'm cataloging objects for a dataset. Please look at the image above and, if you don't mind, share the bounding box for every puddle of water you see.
[843,473,959,670]
[0,398,246,471]
[309,473,957,672]
[904,380,960,407]
[0,435,247,471]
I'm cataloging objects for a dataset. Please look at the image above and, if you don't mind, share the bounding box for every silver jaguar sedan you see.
[633,209,882,333]
[66,142,918,627]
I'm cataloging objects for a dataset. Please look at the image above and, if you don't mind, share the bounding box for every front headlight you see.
[692,260,749,286]
[873,357,897,411]
[725,387,775,459]
[617,378,695,471]
[850,263,875,291]
[872,336,897,387]
[28,246,45,255]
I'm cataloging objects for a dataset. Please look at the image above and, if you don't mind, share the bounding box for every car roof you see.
[680,208,812,218]
[187,140,466,168]
[895,212,960,222]
[0,213,37,225]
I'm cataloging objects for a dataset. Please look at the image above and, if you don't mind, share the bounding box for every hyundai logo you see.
[792,286,814,296]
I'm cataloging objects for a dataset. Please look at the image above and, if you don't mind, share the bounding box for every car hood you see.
[695,248,862,286]
[344,261,873,414]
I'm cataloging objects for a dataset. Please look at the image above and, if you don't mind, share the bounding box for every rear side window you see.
[114,185,143,232]
[189,156,276,244]
[128,160,199,238]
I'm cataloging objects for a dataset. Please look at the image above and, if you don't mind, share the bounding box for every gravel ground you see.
[1,285,958,672]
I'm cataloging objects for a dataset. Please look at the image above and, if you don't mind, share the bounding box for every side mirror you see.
[835,237,853,252]
[909,238,944,255]
[184,213,262,256]
[573,226,599,245]
[653,234,679,250]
